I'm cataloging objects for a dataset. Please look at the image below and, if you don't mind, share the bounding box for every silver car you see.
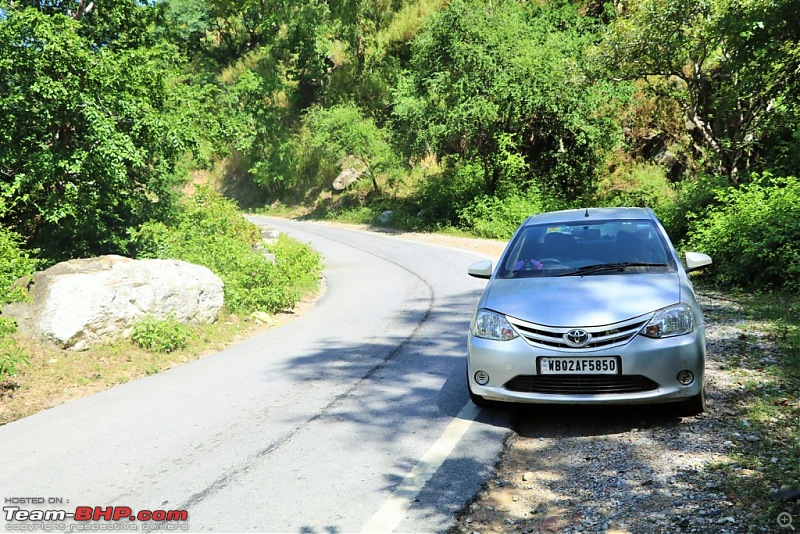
[466,207,712,414]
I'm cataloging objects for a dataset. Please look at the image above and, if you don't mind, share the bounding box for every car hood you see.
[484,273,681,327]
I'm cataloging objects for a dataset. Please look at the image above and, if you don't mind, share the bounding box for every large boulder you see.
[3,255,224,351]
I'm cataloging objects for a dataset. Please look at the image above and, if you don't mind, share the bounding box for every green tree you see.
[185,0,280,63]
[304,103,397,192]
[157,0,215,58]
[600,0,800,182]
[393,0,626,200]
[253,103,397,194]
[0,6,199,260]
[12,0,163,48]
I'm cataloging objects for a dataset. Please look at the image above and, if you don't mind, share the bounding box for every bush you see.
[135,187,321,314]
[0,227,39,378]
[656,173,730,245]
[457,194,538,239]
[253,103,398,196]
[131,315,194,353]
[596,162,675,210]
[414,159,485,228]
[0,318,29,377]
[686,174,800,290]
[0,227,39,308]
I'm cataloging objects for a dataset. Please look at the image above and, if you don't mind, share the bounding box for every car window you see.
[497,219,674,278]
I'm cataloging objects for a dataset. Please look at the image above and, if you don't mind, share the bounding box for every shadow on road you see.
[268,289,517,532]
[510,403,682,438]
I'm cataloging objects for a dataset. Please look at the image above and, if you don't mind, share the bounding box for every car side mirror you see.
[468,260,493,279]
[685,252,712,273]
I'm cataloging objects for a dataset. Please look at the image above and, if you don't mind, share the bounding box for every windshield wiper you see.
[557,262,668,276]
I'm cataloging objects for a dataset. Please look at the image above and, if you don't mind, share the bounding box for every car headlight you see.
[642,304,695,338]
[473,309,519,341]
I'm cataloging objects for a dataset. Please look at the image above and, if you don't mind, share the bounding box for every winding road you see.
[0,217,513,532]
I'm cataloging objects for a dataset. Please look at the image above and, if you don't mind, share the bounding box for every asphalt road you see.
[0,217,513,533]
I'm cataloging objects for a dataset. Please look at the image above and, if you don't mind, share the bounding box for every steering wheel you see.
[537,258,564,267]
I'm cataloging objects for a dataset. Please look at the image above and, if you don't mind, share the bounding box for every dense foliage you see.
[393,0,626,200]
[253,103,400,196]
[0,227,39,378]
[0,5,206,261]
[1,0,799,296]
[687,175,800,290]
[600,0,800,182]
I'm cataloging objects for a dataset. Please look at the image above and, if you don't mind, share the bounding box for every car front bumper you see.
[467,325,706,405]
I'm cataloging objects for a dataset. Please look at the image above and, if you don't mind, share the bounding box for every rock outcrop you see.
[3,255,224,351]
[332,155,368,190]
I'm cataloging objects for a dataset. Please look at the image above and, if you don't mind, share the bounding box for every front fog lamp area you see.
[474,370,490,385]
[473,310,519,341]
[677,370,695,385]
[642,304,695,338]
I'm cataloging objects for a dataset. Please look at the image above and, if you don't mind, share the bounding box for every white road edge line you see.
[361,402,481,533]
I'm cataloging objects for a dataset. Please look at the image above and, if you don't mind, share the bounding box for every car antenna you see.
[584,208,589,218]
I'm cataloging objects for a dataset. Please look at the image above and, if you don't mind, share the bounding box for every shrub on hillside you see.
[656,173,729,245]
[414,160,485,227]
[135,187,321,314]
[253,103,399,196]
[458,190,554,240]
[0,227,39,378]
[131,315,193,354]
[596,163,675,209]
[592,163,721,245]
[687,174,800,290]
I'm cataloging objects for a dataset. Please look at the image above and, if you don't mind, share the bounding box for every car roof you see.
[522,207,655,227]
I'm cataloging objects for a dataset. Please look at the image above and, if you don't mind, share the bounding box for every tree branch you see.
[69,0,95,20]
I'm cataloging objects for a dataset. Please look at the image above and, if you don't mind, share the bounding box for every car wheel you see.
[674,388,706,416]
[468,385,493,408]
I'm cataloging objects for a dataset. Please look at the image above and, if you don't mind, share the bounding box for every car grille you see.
[506,315,651,351]
[504,375,659,395]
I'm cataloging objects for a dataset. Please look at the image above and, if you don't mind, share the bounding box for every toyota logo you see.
[564,329,592,347]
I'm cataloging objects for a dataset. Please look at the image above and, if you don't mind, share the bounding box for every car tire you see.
[674,388,706,416]
[468,386,493,408]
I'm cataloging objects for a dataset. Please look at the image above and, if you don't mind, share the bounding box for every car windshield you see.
[496,219,675,279]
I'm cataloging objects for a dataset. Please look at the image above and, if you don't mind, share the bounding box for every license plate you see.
[539,356,620,375]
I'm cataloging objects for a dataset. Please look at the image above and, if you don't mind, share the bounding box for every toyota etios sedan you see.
[466,207,712,415]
